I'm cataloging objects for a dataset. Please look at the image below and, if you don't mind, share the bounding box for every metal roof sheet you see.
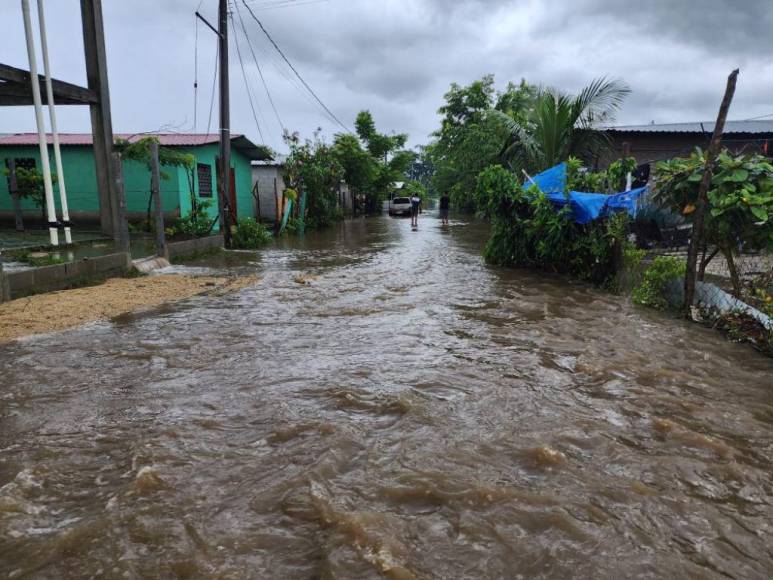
[0,133,230,146]
[607,120,773,134]
[0,132,271,161]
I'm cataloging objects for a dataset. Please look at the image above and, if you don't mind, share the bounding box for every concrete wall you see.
[0,145,183,223]
[166,234,224,261]
[4,252,131,300]
[1,143,256,229]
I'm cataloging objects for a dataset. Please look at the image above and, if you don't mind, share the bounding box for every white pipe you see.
[37,0,71,244]
[21,0,58,246]
[625,172,633,192]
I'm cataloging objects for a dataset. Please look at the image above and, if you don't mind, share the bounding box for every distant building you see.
[603,120,773,167]
[251,154,287,223]
[0,133,270,228]
[251,155,354,222]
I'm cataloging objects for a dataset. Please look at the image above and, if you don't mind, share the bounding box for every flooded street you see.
[1,214,772,579]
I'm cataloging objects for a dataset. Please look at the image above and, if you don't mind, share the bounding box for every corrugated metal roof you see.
[252,153,287,166]
[0,132,272,161]
[0,133,231,146]
[607,120,773,134]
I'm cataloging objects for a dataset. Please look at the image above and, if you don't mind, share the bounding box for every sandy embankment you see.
[0,274,259,343]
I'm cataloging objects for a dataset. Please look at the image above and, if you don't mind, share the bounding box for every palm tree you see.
[492,77,630,173]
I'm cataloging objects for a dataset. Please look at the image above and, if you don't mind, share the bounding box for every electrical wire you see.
[205,42,219,139]
[241,0,329,10]
[239,0,351,133]
[233,0,286,135]
[230,13,266,144]
[193,11,199,132]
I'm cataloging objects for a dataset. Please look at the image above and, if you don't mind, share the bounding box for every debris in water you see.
[294,274,319,285]
[133,467,167,493]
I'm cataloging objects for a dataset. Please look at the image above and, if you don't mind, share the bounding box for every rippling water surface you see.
[1,215,772,579]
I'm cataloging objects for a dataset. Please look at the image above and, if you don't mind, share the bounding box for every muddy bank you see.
[0,274,258,343]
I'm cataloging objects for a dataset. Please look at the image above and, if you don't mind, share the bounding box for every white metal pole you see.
[21,0,58,246]
[37,0,71,244]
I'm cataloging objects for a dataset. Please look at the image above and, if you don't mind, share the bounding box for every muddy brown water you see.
[1,215,772,579]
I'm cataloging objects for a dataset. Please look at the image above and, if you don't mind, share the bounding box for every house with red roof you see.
[0,133,271,228]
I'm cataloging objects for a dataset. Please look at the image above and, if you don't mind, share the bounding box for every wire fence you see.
[632,197,772,352]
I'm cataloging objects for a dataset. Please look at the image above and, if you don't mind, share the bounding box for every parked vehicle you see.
[389,197,412,217]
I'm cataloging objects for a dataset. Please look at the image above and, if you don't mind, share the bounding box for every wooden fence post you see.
[684,69,739,313]
[150,141,167,259]
[5,159,25,232]
[111,152,130,253]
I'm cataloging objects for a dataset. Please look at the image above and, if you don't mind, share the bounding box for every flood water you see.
[1,214,772,579]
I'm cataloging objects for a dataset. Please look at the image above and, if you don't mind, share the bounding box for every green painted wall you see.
[0,143,256,229]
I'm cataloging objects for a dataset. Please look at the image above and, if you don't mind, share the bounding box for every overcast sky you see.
[1,0,772,153]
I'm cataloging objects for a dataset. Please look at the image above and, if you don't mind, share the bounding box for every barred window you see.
[197,163,213,197]
[14,158,36,171]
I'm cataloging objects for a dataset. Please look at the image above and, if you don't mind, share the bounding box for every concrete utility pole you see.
[218,0,233,247]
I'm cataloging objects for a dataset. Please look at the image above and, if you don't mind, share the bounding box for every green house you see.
[0,133,270,230]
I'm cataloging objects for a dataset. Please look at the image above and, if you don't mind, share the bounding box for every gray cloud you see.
[1,0,771,151]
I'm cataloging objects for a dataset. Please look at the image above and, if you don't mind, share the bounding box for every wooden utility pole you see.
[218,0,233,247]
[81,0,119,240]
[150,142,168,259]
[684,69,739,313]
[5,159,24,232]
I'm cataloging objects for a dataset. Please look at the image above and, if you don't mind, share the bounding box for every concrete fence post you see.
[111,152,130,253]
[0,263,10,303]
[149,141,168,260]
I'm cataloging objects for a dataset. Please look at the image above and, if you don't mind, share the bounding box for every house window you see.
[197,163,213,197]
[13,158,36,171]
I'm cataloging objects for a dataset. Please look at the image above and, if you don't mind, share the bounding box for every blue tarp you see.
[526,163,646,224]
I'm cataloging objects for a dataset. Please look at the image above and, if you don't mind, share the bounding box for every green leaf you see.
[750,206,768,222]
[729,169,749,182]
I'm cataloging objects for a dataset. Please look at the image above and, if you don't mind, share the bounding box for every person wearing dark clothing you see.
[439,194,450,226]
[410,195,422,227]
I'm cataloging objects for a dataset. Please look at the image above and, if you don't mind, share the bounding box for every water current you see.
[1,214,772,578]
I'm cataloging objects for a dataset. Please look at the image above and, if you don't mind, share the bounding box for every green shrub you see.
[174,199,216,237]
[232,217,273,249]
[632,256,686,309]
[477,165,630,287]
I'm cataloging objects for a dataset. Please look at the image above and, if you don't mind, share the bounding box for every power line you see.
[193,3,201,132]
[233,0,286,135]
[744,112,773,121]
[242,0,330,10]
[238,0,351,133]
[229,12,266,144]
[205,41,219,139]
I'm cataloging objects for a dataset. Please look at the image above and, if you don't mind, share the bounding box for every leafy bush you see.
[477,165,630,287]
[231,217,272,249]
[174,199,216,237]
[632,256,686,309]
[654,149,773,295]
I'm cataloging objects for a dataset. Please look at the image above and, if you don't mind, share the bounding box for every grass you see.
[7,251,67,268]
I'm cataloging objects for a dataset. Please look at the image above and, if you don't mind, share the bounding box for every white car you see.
[389,196,412,216]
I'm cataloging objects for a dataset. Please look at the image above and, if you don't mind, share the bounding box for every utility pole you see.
[218,0,232,247]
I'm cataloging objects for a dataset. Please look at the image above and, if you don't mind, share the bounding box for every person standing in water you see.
[439,193,450,226]
[410,193,422,228]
